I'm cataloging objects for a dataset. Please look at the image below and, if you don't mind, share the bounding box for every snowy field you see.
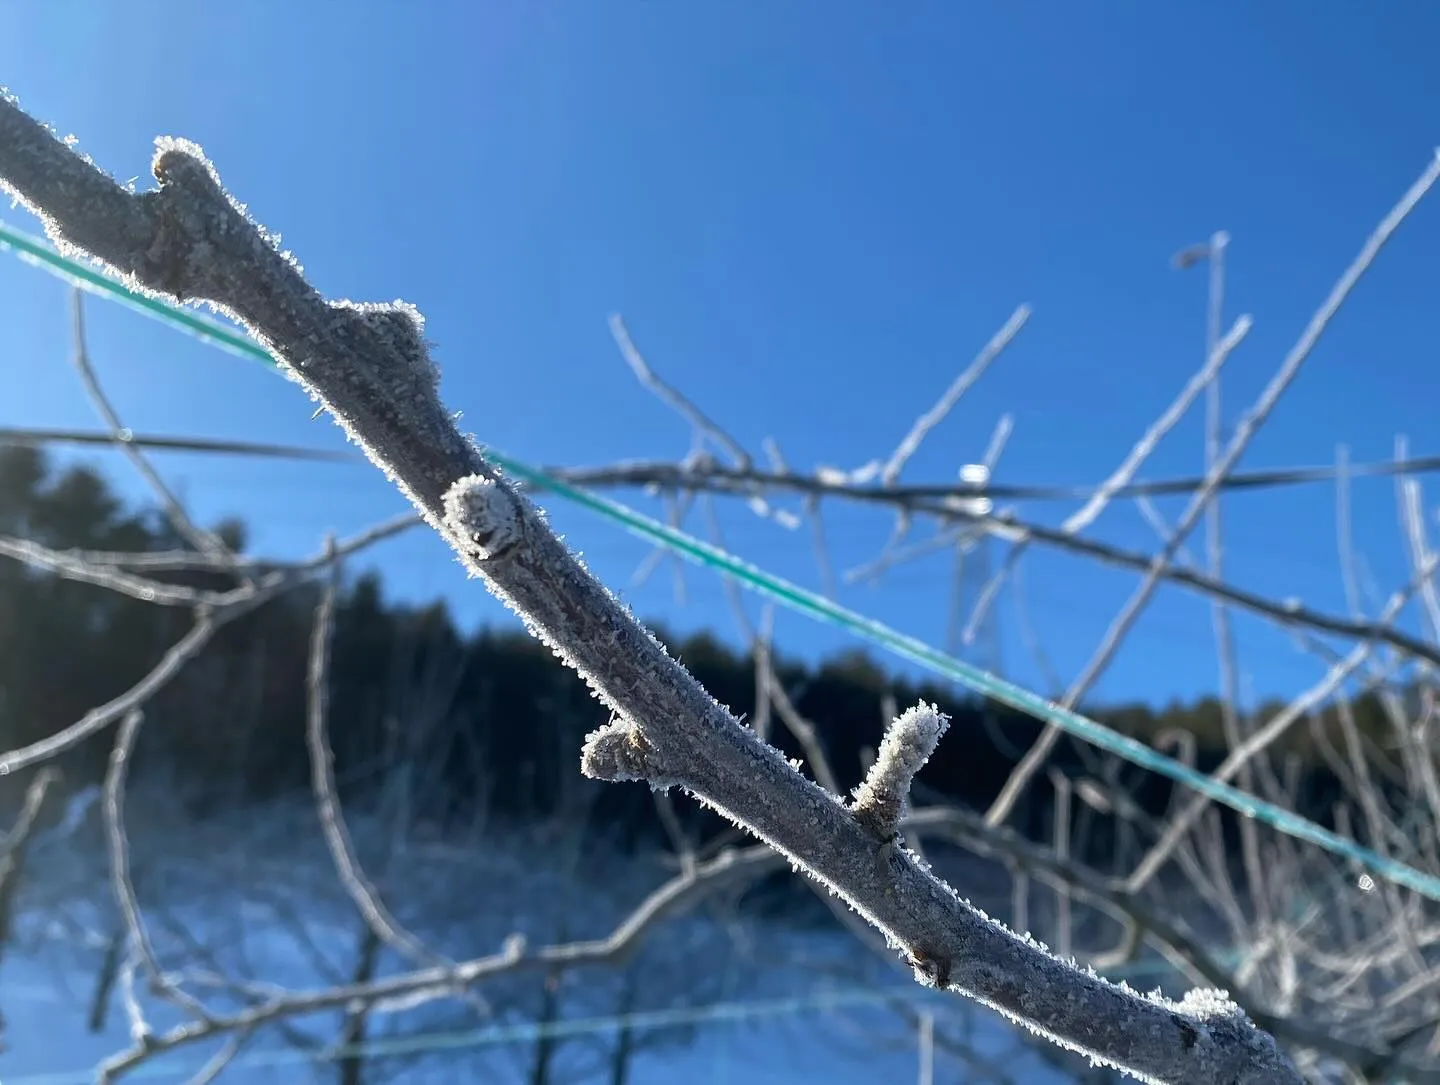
[0,787,1092,1084]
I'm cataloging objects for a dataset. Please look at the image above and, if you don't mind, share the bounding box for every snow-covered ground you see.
[3,964,1078,1084]
[0,789,1095,1084]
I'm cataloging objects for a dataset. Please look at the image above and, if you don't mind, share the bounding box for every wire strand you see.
[8,420,1440,504]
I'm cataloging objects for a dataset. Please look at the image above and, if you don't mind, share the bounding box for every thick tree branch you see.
[0,92,1301,1083]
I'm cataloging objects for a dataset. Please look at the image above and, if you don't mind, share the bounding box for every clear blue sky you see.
[4,2,1440,711]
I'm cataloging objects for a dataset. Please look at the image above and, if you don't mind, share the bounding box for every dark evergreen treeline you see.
[0,446,1400,869]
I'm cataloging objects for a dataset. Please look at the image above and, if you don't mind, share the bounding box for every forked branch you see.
[0,91,1301,1083]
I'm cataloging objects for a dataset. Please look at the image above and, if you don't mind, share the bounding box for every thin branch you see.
[305,540,471,981]
[882,305,1030,486]
[540,456,1440,675]
[1127,555,1436,892]
[0,534,228,606]
[96,844,775,1081]
[0,766,59,972]
[0,561,304,776]
[1062,312,1251,536]
[609,313,750,468]
[103,710,215,1031]
[987,148,1440,827]
[0,425,357,461]
[69,288,231,560]
[0,614,219,775]
[753,630,844,796]
[1187,231,1274,946]
[49,510,420,574]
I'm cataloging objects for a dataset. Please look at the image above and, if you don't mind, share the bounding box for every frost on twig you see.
[852,703,948,841]
[0,92,1307,1084]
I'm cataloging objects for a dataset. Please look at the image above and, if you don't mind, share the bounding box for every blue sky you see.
[4,2,1440,711]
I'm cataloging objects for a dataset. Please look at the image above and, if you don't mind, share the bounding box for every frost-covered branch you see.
[0,92,1304,1083]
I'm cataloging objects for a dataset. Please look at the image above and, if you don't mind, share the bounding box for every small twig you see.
[882,305,1030,486]
[609,313,751,468]
[179,1028,253,1085]
[1062,313,1251,536]
[753,632,843,796]
[0,614,219,775]
[103,710,215,1025]
[96,844,772,1079]
[305,537,469,982]
[988,148,1440,827]
[0,766,59,971]
[12,510,419,575]
[69,287,232,561]
[1128,551,1438,893]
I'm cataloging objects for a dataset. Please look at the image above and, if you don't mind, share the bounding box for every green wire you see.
[0,221,262,362]
[6,219,1439,905]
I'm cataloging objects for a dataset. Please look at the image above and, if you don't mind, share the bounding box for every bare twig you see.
[0,614,219,775]
[610,313,750,468]
[304,539,475,983]
[881,305,1030,486]
[95,843,776,1080]
[103,710,216,1033]
[987,148,1440,827]
[69,288,232,561]
[0,766,59,972]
